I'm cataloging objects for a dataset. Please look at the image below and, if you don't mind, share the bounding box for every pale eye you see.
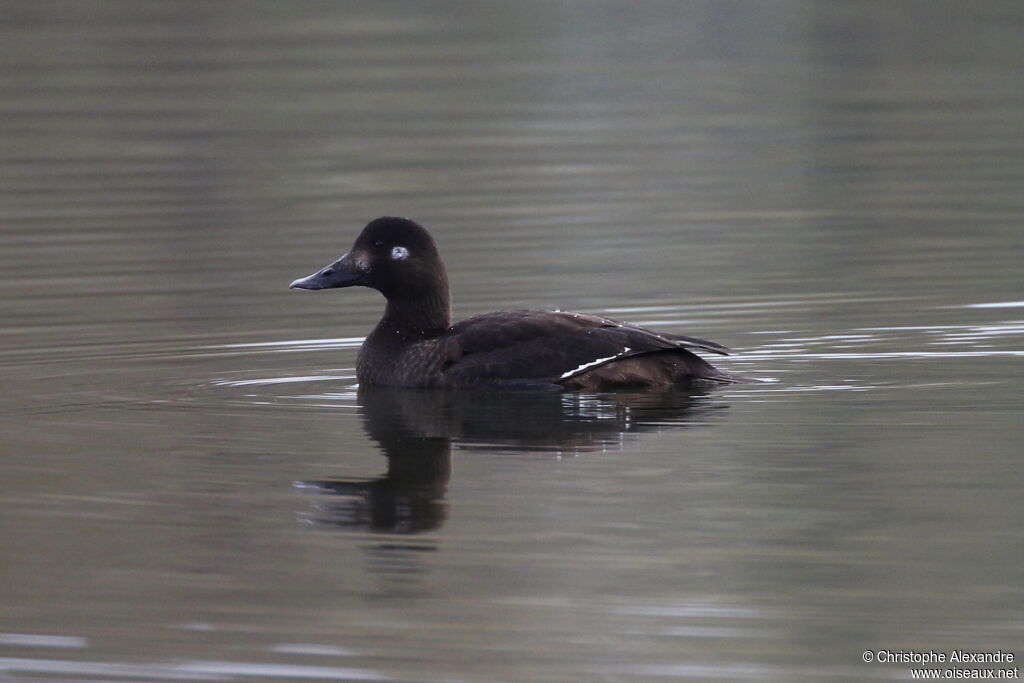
[391,246,409,260]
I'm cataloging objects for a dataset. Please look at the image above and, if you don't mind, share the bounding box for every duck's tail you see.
[685,352,758,384]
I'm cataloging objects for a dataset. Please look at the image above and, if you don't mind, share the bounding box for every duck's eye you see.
[374,240,384,248]
[391,246,409,260]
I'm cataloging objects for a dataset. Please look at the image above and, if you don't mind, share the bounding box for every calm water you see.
[2,2,1023,681]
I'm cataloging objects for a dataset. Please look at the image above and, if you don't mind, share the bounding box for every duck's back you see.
[436,309,738,390]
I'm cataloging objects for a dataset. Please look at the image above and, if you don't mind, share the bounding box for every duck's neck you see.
[374,288,452,341]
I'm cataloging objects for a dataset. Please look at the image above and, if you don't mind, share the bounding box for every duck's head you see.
[290,217,448,300]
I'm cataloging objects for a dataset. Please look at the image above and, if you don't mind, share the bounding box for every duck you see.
[290,217,746,390]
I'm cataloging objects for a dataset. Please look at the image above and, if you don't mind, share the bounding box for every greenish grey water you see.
[2,2,1023,681]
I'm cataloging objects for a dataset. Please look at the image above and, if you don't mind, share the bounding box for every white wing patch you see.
[559,347,632,380]
[391,246,409,260]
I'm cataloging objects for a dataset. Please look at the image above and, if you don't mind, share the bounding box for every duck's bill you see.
[289,256,364,290]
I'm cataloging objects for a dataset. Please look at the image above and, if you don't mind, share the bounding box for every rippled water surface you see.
[2,2,1023,681]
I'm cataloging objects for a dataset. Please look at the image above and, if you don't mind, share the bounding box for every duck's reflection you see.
[297,386,725,535]
[296,390,451,534]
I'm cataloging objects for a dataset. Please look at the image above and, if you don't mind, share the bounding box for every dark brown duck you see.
[290,217,746,390]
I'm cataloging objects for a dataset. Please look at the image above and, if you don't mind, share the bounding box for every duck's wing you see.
[441,309,729,387]
[646,332,729,355]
